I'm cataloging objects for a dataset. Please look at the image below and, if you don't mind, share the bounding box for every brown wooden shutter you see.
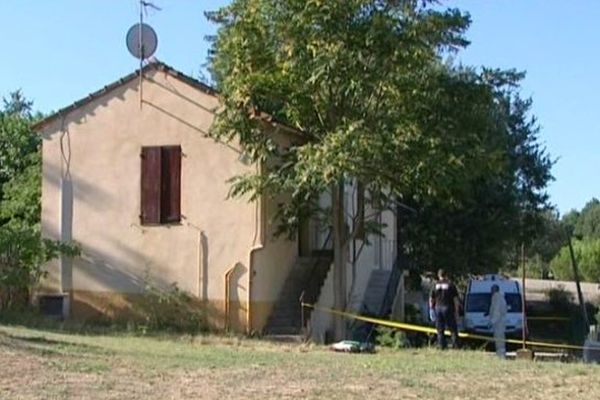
[161,146,181,223]
[141,147,162,225]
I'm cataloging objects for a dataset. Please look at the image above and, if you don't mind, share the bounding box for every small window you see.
[140,145,181,225]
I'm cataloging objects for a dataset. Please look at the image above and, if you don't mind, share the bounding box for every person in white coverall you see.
[489,284,507,358]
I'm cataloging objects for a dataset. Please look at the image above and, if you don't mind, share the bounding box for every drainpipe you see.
[248,248,259,334]
[246,162,265,334]
[224,265,236,331]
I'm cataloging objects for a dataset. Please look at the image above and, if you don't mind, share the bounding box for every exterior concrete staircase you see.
[361,269,395,316]
[264,253,332,336]
[351,261,404,342]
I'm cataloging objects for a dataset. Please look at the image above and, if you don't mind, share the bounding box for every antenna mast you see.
[125,1,160,109]
[139,0,143,109]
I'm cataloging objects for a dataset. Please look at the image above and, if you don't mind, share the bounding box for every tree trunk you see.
[332,180,347,340]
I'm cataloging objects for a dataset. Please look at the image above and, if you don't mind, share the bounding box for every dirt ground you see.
[1,325,599,400]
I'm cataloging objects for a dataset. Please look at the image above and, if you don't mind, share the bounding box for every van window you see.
[466,293,522,313]
[505,293,523,312]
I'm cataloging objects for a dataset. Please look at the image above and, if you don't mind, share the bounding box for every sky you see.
[0,0,597,215]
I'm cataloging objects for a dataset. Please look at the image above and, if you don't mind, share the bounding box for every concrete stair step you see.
[262,334,304,343]
[268,315,301,324]
[264,326,303,335]
[265,253,334,334]
[269,318,301,324]
[269,313,301,320]
[268,323,301,330]
[354,269,396,320]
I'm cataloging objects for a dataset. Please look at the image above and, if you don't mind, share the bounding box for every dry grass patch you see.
[1,325,599,400]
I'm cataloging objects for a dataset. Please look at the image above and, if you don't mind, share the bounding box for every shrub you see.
[515,254,549,279]
[544,286,593,343]
[137,280,207,334]
[550,239,600,282]
[404,303,420,324]
[546,286,574,315]
[375,326,410,350]
[0,226,78,310]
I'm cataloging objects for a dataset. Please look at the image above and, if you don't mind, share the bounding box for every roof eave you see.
[33,61,217,131]
[32,61,307,142]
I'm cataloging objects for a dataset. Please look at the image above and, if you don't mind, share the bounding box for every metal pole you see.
[139,0,143,110]
[567,231,590,333]
[521,243,527,350]
[300,292,305,337]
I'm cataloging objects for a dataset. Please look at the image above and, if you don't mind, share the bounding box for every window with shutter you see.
[141,147,162,225]
[161,146,181,223]
[140,145,181,225]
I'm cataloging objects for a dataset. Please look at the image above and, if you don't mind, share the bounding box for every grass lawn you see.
[1,324,599,400]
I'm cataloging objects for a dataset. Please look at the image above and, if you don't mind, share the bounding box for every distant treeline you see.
[523,199,600,282]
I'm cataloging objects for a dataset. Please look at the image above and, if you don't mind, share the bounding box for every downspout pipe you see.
[247,161,266,334]
[224,265,236,331]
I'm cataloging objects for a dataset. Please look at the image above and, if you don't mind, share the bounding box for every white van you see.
[462,274,524,337]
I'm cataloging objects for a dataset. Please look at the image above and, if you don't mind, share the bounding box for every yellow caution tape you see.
[301,303,592,352]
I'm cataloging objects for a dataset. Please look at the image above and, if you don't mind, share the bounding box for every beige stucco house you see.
[36,61,402,336]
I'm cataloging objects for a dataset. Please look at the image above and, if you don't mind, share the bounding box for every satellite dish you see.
[126,23,158,60]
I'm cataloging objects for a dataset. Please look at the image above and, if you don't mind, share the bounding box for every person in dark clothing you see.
[429,269,460,349]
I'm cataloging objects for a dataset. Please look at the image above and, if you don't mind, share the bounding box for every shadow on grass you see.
[0,329,109,357]
[0,308,220,342]
[0,309,135,336]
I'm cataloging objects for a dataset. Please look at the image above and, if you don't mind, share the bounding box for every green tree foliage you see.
[572,199,600,240]
[2,90,33,116]
[550,239,600,282]
[0,91,78,309]
[542,199,600,282]
[398,69,553,275]
[0,227,78,309]
[207,1,510,338]
[0,90,39,196]
[207,0,478,216]
[0,156,41,228]
[512,201,600,281]
[206,0,553,281]
[512,209,565,279]
[527,210,564,264]
[561,209,580,236]
[0,90,41,229]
